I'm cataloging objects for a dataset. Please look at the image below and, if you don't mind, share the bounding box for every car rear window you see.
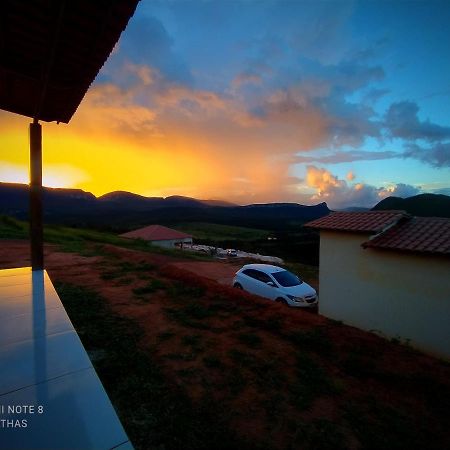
[272,270,302,287]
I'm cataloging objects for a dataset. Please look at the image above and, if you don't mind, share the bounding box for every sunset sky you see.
[1,0,450,209]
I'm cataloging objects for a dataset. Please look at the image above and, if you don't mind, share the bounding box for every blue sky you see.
[107,0,450,207]
[3,0,449,208]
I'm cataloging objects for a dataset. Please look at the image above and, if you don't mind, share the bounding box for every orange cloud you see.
[346,171,355,181]
[0,64,339,204]
[306,166,344,194]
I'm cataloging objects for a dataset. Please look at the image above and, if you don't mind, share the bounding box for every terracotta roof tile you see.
[363,217,450,256]
[305,210,407,233]
[120,225,192,241]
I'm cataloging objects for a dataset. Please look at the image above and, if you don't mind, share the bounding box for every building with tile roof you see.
[306,211,450,359]
[120,225,193,248]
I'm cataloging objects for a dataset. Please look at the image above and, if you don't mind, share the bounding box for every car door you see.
[240,269,261,294]
[241,269,273,298]
[251,270,277,299]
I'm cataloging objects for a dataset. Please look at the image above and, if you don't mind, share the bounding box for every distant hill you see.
[372,193,450,218]
[0,182,330,231]
[0,182,97,216]
[98,192,236,208]
[341,207,370,212]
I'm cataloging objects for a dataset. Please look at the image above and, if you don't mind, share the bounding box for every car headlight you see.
[286,295,304,302]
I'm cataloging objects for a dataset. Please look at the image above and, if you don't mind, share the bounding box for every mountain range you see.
[2,182,449,230]
[0,182,330,231]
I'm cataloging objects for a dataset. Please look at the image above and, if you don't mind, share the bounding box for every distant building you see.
[307,211,450,359]
[120,224,193,249]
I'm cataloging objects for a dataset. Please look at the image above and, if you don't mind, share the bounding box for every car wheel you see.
[234,283,243,289]
[276,297,288,306]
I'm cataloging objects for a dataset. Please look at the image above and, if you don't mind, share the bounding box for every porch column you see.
[29,120,44,270]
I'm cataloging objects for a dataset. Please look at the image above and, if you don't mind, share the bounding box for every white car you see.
[233,264,318,307]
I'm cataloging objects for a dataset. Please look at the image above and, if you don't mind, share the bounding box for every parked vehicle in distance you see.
[226,249,238,257]
[233,264,318,307]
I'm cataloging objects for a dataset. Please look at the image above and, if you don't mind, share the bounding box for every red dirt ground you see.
[1,239,450,449]
[171,260,241,285]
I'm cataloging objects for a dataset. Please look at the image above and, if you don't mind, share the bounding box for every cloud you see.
[304,165,422,209]
[385,101,450,142]
[102,15,193,85]
[305,165,380,208]
[362,88,390,104]
[382,183,421,198]
[294,149,397,164]
[403,142,450,167]
[433,187,450,196]
[74,83,159,136]
[232,73,262,89]
[4,2,448,207]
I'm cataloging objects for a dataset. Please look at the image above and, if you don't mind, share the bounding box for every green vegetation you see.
[202,355,223,369]
[0,215,210,260]
[132,279,166,296]
[54,282,249,450]
[4,214,450,449]
[237,332,263,348]
[290,352,339,410]
[344,398,427,450]
[157,330,176,341]
[283,262,319,285]
[288,328,333,355]
[174,222,270,241]
[290,419,347,450]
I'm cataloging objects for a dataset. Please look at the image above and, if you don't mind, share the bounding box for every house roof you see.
[307,210,450,256]
[306,210,408,233]
[0,0,139,123]
[362,217,450,255]
[120,225,192,241]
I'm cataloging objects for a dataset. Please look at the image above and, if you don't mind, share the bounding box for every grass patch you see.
[0,215,210,261]
[226,368,247,395]
[291,419,347,450]
[164,352,197,362]
[344,398,427,450]
[168,282,206,301]
[181,334,206,354]
[177,367,200,379]
[157,331,176,341]
[174,222,270,241]
[283,262,319,285]
[115,277,134,286]
[54,282,247,450]
[164,306,212,330]
[341,352,376,379]
[100,271,122,280]
[137,273,152,280]
[288,328,333,355]
[290,353,338,410]
[133,279,166,296]
[228,349,256,367]
[237,332,263,349]
[203,355,223,369]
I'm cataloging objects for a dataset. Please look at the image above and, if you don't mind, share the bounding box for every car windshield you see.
[272,270,302,287]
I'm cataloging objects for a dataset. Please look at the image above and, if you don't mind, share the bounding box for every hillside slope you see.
[372,193,450,218]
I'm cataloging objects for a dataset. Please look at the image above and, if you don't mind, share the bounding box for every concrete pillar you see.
[29,120,44,270]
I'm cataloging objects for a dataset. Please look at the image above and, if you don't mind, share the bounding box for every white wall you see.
[319,231,450,359]
[151,238,192,249]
